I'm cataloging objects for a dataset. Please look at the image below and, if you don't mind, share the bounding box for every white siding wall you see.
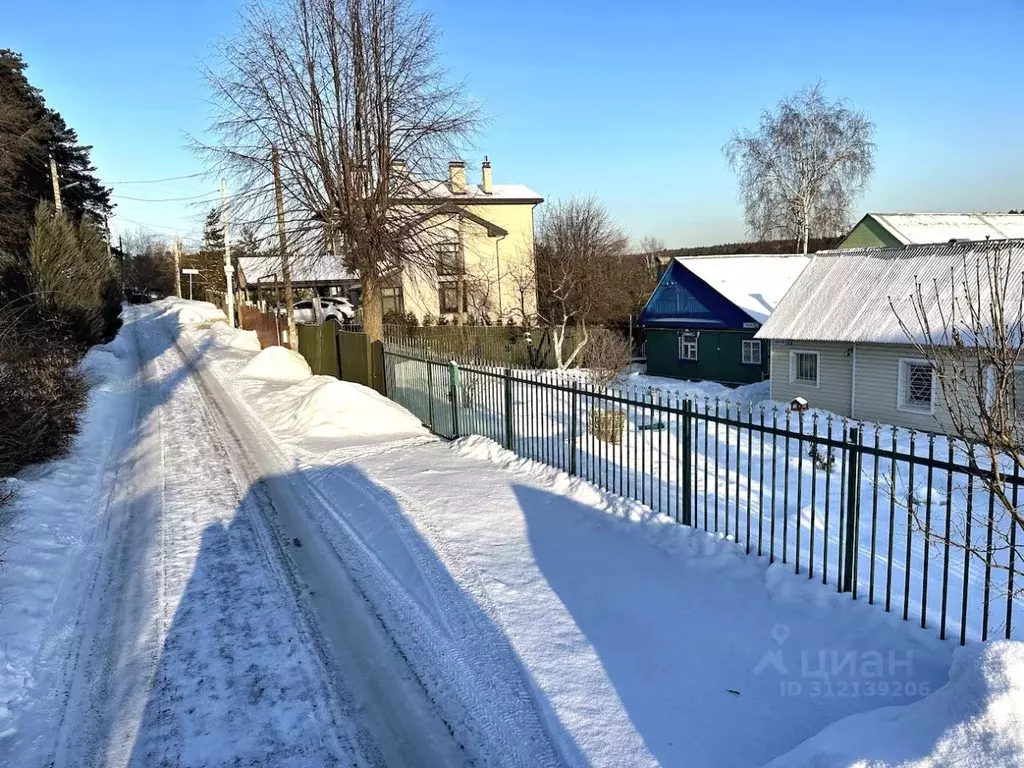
[769,341,854,417]
[852,343,954,433]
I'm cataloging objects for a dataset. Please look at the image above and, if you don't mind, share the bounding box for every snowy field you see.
[384,353,1024,645]
[1,298,1022,767]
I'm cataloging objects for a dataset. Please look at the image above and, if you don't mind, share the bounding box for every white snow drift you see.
[766,640,1024,768]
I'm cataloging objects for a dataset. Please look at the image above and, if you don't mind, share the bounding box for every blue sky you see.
[6,0,1024,247]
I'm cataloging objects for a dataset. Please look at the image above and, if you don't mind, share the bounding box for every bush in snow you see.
[27,202,122,345]
[0,334,88,478]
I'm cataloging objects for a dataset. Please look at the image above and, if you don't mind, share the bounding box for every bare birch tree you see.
[637,235,667,283]
[201,0,479,341]
[724,82,875,254]
[534,196,629,369]
[894,241,1024,591]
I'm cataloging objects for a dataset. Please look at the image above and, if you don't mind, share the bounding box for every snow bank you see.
[0,330,137,742]
[265,378,427,440]
[156,297,227,325]
[208,323,261,352]
[238,346,311,382]
[455,434,781,568]
[764,641,1024,768]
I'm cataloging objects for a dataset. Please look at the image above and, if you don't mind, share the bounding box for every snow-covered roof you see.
[401,178,543,203]
[237,253,357,285]
[869,213,1024,244]
[756,239,1024,344]
[676,254,811,324]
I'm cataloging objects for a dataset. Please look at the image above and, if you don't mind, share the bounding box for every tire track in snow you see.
[178,328,569,768]
[28,309,371,767]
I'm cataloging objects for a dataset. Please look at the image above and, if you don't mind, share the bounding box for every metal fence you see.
[383,348,1024,645]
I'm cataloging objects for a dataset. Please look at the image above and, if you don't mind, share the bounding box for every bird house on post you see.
[790,396,809,413]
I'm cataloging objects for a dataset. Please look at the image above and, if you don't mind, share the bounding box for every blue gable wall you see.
[638,261,754,330]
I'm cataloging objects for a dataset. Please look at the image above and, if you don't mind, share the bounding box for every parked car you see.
[289,296,355,324]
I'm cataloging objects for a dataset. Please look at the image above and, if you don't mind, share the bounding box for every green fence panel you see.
[296,323,341,377]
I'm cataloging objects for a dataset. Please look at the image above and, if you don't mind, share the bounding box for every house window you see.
[984,365,1024,418]
[678,332,698,361]
[381,286,404,315]
[439,282,468,314]
[897,359,935,413]
[742,339,762,365]
[437,240,462,277]
[790,351,819,386]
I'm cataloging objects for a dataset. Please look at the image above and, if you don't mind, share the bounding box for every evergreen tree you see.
[0,49,112,263]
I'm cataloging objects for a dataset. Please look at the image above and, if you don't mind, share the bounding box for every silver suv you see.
[290,296,356,324]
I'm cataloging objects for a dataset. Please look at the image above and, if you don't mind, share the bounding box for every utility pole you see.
[118,235,125,296]
[220,179,236,326]
[173,233,182,298]
[271,146,297,350]
[49,154,62,214]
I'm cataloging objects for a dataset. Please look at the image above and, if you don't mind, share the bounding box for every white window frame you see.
[984,364,1024,416]
[789,349,820,388]
[741,339,762,366]
[678,331,698,362]
[896,357,937,415]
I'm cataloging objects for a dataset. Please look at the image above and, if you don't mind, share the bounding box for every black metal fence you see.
[383,348,1024,645]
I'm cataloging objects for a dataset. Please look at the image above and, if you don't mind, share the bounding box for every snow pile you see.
[264,378,427,440]
[764,641,1024,768]
[238,346,311,382]
[207,323,261,352]
[157,297,227,325]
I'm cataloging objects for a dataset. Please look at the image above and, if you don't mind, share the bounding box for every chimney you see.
[391,157,407,175]
[481,156,493,194]
[448,160,466,195]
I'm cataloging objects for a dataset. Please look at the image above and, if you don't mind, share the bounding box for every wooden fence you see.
[238,304,283,349]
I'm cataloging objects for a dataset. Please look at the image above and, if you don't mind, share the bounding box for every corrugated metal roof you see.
[871,213,1024,244]
[675,254,810,324]
[756,240,1024,344]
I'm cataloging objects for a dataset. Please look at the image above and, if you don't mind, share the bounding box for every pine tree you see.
[0,49,112,263]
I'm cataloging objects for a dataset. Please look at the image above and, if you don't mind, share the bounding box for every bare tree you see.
[534,196,629,369]
[637,235,667,283]
[201,0,480,342]
[894,241,1024,590]
[724,82,875,254]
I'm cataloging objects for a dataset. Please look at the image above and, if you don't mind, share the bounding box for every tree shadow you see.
[125,464,586,767]
[513,483,954,768]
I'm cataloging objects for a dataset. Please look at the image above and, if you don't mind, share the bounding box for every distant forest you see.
[666,236,843,258]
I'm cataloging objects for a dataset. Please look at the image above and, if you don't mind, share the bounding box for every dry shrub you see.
[0,321,88,478]
[583,330,632,390]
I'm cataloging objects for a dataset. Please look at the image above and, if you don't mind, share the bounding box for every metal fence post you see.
[449,360,460,438]
[842,426,862,593]
[503,368,514,450]
[426,360,435,432]
[681,399,693,526]
[569,381,579,476]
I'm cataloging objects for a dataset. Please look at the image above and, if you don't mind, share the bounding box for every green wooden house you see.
[839,212,1024,249]
[638,255,809,386]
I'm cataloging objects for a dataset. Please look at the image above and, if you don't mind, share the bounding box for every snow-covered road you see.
[3,299,1022,768]
[1,305,473,766]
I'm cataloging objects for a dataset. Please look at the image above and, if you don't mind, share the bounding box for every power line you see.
[107,172,208,185]
[112,190,221,203]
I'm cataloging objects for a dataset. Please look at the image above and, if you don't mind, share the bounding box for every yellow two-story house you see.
[389,158,543,324]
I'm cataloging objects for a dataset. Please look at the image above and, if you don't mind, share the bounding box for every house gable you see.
[638,260,757,330]
[838,214,904,249]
